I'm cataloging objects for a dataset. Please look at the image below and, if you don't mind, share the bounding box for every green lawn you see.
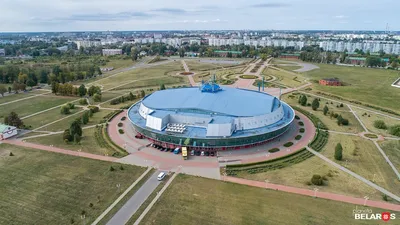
[304,64,400,112]
[28,127,114,156]
[94,62,182,90]
[0,95,77,119]
[353,108,400,136]
[38,109,113,132]
[283,94,364,133]
[109,76,187,91]
[264,67,306,88]
[185,60,225,71]
[0,144,146,224]
[0,92,38,104]
[379,140,400,172]
[275,64,303,71]
[139,175,396,225]
[23,107,83,129]
[321,133,400,199]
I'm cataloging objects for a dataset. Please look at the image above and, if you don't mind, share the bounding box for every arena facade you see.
[127,81,295,151]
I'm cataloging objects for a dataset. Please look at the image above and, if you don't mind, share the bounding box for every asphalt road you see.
[106,170,164,225]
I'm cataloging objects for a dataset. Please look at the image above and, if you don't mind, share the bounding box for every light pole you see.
[313,188,319,198]
[116,183,121,193]
[372,174,376,182]
[364,196,369,206]
[265,179,269,189]
[81,214,86,225]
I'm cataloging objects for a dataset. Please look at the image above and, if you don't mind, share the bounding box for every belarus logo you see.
[382,212,391,222]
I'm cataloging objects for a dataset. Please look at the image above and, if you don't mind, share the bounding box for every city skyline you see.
[1,0,399,32]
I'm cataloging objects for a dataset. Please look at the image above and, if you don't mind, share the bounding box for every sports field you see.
[139,175,395,225]
[304,64,400,112]
[0,144,146,225]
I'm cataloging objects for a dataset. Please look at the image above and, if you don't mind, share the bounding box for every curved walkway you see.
[224,176,400,211]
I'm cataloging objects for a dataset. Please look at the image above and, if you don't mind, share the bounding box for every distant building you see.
[0,49,5,57]
[0,124,18,140]
[319,78,341,86]
[102,49,122,56]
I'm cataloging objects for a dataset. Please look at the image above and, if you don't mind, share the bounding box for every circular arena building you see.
[127,81,295,152]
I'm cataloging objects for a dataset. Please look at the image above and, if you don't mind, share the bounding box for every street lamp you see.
[116,183,121,193]
[364,196,369,206]
[265,179,269,189]
[313,188,319,198]
[372,174,376,182]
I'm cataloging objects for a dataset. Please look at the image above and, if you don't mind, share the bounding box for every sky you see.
[1,0,398,32]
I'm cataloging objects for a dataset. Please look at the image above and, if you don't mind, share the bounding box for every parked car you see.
[157,172,166,181]
[201,151,205,156]
[195,151,201,156]
[190,150,195,156]
[173,148,181,154]
[210,152,215,157]
[205,152,210,156]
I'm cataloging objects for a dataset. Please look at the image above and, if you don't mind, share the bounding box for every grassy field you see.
[235,151,381,201]
[0,95,77,119]
[105,58,134,69]
[139,175,395,225]
[109,76,187,91]
[185,60,225,71]
[23,107,83,129]
[0,92,38,104]
[38,109,113,132]
[353,108,400,136]
[275,64,303,71]
[94,62,182,90]
[264,67,306,88]
[28,127,114,155]
[282,94,364,133]
[193,66,245,83]
[321,133,400,199]
[379,140,400,172]
[0,144,146,224]
[304,64,400,112]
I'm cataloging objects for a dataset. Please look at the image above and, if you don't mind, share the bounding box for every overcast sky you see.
[1,0,398,32]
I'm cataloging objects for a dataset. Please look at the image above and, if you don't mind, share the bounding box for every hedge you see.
[284,142,293,147]
[298,121,304,126]
[299,128,305,133]
[295,135,302,140]
[268,148,280,153]
[295,115,300,120]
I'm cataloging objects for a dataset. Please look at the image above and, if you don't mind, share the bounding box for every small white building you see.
[102,49,122,56]
[0,124,18,140]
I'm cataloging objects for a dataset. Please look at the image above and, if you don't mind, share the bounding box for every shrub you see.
[389,125,400,137]
[121,116,127,121]
[120,165,124,170]
[63,129,73,142]
[9,152,14,156]
[299,128,305,133]
[93,93,102,102]
[295,135,302,140]
[311,174,324,186]
[60,105,70,115]
[298,121,304,126]
[335,143,343,161]
[268,148,280,153]
[89,203,93,208]
[341,118,349,126]
[118,123,123,127]
[88,106,100,113]
[295,115,300,120]
[311,98,320,111]
[373,120,387,130]
[67,103,75,109]
[383,194,388,202]
[79,98,88,105]
[109,166,115,171]
[118,129,124,134]
[283,142,293,147]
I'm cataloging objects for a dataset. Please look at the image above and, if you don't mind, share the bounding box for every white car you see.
[157,172,166,181]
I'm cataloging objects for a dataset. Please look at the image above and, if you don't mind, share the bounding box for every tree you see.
[131,47,138,61]
[334,143,343,160]
[70,119,83,137]
[74,134,81,144]
[63,129,73,142]
[88,86,101,96]
[5,112,23,128]
[0,84,6,97]
[337,115,343,126]
[82,111,89,125]
[140,90,145,98]
[8,87,11,94]
[374,120,387,129]
[78,84,87,97]
[88,109,93,118]
[26,79,36,89]
[323,105,329,116]
[311,98,320,111]
[51,82,59,94]
[60,105,70,115]
[12,82,19,94]
[93,93,102,102]
[298,95,307,106]
[179,48,185,58]
[160,84,166,90]
[311,175,323,186]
